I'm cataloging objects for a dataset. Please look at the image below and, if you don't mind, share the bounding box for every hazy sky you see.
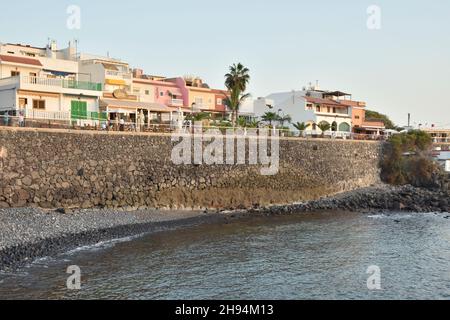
[1,0,449,127]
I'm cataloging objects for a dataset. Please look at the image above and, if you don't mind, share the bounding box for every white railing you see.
[23,109,71,121]
[170,99,184,107]
[105,70,132,79]
[22,76,63,87]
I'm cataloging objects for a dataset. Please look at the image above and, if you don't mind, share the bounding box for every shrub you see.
[380,130,441,188]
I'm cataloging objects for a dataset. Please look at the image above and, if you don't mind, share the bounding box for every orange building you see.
[341,100,385,134]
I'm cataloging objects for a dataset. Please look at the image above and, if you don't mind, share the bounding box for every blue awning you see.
[43,69,75,77]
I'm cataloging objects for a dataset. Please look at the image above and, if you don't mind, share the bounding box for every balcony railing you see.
[170,99,184,107]
[62,79,103,91]
[105,70,132,79]
[20,76,103,91]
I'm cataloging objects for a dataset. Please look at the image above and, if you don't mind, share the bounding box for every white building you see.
[255,85,353,134]
[0,41,103,123]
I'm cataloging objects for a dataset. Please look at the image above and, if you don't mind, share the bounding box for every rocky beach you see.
[1,183,448,272]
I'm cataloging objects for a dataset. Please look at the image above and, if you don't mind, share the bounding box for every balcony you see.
[105,70,132,79]
[0,76,103,96]
[170,99,184,107]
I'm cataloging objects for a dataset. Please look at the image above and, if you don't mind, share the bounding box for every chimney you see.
[133,69,143,79]
[46,40,57,59]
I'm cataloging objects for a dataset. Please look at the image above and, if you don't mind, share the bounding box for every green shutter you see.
[71,101,88,120]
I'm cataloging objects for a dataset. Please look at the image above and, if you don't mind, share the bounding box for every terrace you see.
[0,75,103,95]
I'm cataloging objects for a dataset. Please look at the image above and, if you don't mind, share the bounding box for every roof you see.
[0,54,43,67]
[339,100,366,107]
[100,99,172,113]
[324,91,351,97]
[6,43,46,50]
[362,120,386,129]
[305,96,344,107]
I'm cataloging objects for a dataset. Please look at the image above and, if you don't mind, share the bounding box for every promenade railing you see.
[0,114,389,141]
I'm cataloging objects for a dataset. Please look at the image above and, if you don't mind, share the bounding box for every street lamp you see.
[191,103,197,130]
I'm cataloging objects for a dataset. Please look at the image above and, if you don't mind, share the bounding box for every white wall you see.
[133,82,155,103]
[0,89,16,111]
[78,62,105,84]
[260,91,316,129]
[0,64,41,79]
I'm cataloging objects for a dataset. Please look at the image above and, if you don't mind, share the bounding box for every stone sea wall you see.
[0,128,382,210]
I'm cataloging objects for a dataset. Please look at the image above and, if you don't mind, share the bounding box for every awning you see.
[102,63,119,71]
[43,69,75,77]
[100,99,173,113]
[168,90,183,97]
[106,79,126,86]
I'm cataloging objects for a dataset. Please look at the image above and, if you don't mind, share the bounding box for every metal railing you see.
[1,76,103,92]
[23,109,71,121]
[170,99,184,107]
[0,114,389,140]
[105,70,132,79]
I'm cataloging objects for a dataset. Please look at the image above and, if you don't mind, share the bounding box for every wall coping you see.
[0,126,382,144]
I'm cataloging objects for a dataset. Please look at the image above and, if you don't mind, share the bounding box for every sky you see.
[1,0,449,127]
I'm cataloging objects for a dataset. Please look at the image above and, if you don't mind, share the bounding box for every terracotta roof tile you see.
[305,96,343,106]
[0,54,43,67]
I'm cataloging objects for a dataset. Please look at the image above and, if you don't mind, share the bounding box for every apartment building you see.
[132,70,230,121]
[0,41,103,122]
[184,76,229,119]
[344,99,385,135]
[423,128,450,143]
[256,85,353,133]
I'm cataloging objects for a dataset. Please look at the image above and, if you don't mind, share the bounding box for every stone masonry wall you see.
[0,128,382,210]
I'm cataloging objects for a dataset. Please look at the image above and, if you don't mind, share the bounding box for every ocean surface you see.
[0,211,449,300]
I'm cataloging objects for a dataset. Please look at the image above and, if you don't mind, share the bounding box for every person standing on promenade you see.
[114,115,119,131]
[18,111,25,127]
[119,117,125,132]
[3,111,10,126]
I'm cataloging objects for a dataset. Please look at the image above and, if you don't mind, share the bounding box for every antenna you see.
[74,38,79,60]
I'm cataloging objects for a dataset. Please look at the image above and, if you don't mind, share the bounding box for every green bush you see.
[380,130,440,187]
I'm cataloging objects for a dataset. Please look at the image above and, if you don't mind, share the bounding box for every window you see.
[160,91,164,97]
[355,115,360,120]
[217,98,223,105]
[19,98,28,108]
[306,104,313,110]
[11,71,20,77]
[316,105,321,112]
[145,90,150,95]
[327,107,331,113]
[33,100,45,110]
[333,107,337,113]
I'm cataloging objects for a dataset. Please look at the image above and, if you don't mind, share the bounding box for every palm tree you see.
[317,122,331,137]
[293,122,311,136]
[186,112,211,122]
[262,112,280,127]
[247,119,260,128]
[224,63,251,126]
[278,114,292,127]
[237,116,248,128]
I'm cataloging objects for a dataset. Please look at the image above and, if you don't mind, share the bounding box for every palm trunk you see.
[232,110,237,127]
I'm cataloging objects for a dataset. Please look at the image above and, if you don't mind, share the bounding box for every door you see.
[29,72,37,84]
[71,101,88,121]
